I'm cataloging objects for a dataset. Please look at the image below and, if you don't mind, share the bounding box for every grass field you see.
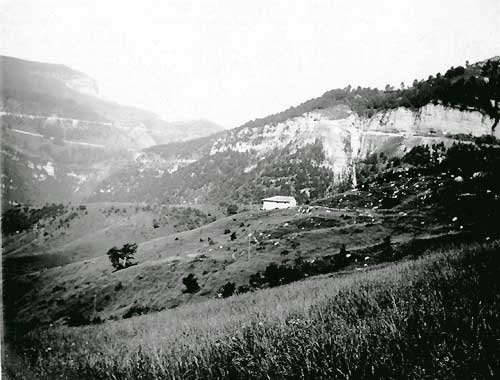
[4,201,459,328]
[5,240,500,380]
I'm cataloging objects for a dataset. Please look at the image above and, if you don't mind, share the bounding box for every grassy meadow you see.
[5,240,500,380]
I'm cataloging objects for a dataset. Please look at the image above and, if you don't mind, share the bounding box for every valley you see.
[2,54,500,380]
[5,131,500,330]
[0,55,225,207]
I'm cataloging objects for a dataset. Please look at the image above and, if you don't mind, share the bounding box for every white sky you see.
[1,0,499,128]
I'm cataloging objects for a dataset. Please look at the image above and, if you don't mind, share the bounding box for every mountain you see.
[4,56,500,380]
[1,55,224,206]
[88,57,500,206]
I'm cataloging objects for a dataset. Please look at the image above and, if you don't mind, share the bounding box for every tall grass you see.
[6,241,500,379]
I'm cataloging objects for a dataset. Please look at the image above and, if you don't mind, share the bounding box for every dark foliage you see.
[249,253,353,289]
[378,236,395,262]
[218,282,236,298]
[182,273,200,293]
[106,243,138,271]
[1,203,66,235]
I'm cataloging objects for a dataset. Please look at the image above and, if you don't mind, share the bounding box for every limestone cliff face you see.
[207,104,497,182]
[31,67,101,97]
[88,104,498,204]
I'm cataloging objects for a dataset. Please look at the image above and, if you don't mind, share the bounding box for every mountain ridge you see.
[86,56,499,206]
[1,55,225,144]
[89,104,497,205]
[1,55,225,207]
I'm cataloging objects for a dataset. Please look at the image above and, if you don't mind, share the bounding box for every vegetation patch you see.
[6,241,500,380]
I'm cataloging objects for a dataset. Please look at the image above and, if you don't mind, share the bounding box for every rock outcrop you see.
[208,104,496,182]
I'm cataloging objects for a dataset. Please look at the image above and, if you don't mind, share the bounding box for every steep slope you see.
[89,104,497,205]
[1,55,225,144]
[1,55,224,206]
[88,57,499,205]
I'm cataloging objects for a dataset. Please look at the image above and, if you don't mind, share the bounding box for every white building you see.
[261,196,297,210]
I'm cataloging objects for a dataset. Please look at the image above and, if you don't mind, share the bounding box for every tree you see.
[182,274,200,293]
[106,243,137,271]
[335,244,350,268]
[480,60,500,133]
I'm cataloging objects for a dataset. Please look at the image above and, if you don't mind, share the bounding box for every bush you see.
[402,145,432,167]
[379,236,395,262]
[218,282,236,298]
[226,204,238,215]
[182,274,200,293]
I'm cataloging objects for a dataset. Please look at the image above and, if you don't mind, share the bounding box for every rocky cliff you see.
[209,104,496,184]
[89,103,497,205]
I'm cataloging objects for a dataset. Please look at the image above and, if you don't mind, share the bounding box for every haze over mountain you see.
[1,55,224,206]
[1,55,225,143]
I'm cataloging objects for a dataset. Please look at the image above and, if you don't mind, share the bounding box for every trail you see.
[0,111,112,126]
[8,128,106,148]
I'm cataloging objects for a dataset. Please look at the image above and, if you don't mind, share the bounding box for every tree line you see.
[239,58,500,133]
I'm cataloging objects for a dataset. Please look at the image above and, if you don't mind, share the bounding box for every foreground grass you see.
[5,241,500,380]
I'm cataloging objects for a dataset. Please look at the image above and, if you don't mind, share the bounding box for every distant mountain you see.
[155,119,225,143]
[0,55,224,206]
[88,56,500,206]
[1,55,225,146]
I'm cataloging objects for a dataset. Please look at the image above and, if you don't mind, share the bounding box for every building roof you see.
[262,196,296,203]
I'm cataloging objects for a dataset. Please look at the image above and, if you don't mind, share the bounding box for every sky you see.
[1,0,499,128]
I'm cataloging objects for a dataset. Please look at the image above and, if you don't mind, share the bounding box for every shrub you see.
[226,204,238,215]
[379,236,395,262]
[237,285,251,294]
[218,282,236,298]
[402,145,432,167]
[182,274,200,293]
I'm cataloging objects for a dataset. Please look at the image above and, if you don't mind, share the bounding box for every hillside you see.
[1,55,224,207]
[4,136,500,376]
[6,240,500,380]
[88,57,500,206]
[2,202,220,266]
[3,56,500,380]
[4,135,499,330]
